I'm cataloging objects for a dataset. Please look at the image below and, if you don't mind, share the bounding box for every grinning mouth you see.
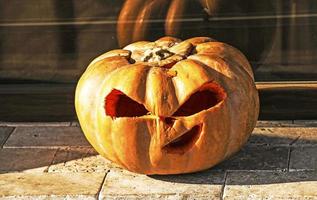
[162,124,202,154]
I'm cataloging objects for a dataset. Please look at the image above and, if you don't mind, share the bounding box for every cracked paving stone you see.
[0,127,14,147]
[0,148,57,173]
[0,172,105,199]
[248,127,299,145]
[100,169,225,199]
[289,146,317,171]
[248,127,317,146]
[4,126,91,148]
[223,171,317,200]
[214,146,289,171]
[48,147,114,173]
[291,128,317,146]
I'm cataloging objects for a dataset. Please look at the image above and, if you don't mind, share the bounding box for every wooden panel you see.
[0,82,316,121]
[0,84,75,122]
[258,82,317,120]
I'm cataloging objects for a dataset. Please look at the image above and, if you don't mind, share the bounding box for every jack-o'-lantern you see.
[75,36,259,175]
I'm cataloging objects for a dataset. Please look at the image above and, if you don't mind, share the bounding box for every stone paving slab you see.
[0,148,56,173]
[100,169,225,200]
[223,171,317,200]
[0,172,105,199]
[292,128,317,146]
[0,121,316,199]
[0,195,96,200]
[248,127,317,146]
[4,127,90,148]
[214,146,289,171]
[0,127,14,148]
[289,146,317,171]
[48,147,113,173]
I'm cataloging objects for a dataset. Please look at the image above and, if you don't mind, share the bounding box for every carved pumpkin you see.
[75,36,259,175]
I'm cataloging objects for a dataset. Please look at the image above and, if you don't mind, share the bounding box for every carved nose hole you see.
[160,117,176,127]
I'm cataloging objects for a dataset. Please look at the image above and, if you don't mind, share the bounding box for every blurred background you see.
[0,0,316,121]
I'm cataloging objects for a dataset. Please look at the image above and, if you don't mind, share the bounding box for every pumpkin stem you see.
[141,47,174,62]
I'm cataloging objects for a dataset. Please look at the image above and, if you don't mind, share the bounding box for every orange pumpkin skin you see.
[75,37,259,175]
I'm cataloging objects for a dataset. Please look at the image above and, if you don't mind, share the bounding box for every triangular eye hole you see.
[105,89,148,117]
[173,82,226,117]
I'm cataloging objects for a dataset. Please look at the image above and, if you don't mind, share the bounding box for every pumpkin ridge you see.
[196,41,254,79]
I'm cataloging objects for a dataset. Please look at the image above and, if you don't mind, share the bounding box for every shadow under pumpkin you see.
[0,131,315,185]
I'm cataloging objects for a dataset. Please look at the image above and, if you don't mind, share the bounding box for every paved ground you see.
[0,120,316,199]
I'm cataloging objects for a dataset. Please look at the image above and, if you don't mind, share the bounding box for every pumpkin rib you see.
[105,64,151,106]
[155,36,181,46]
[185,37,216,46]
[144,67,179,116]
[187,53,255,97]
[124,41,152,51]
[204,101,232,164]
[187,54,234,79]
[196,42,254,79]
[110,122,130,170]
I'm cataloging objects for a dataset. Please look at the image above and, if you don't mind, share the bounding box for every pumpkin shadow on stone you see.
[149,134,317,185]
[0,128,316,186]
[0,147,102,174]
[0,125,107,174]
